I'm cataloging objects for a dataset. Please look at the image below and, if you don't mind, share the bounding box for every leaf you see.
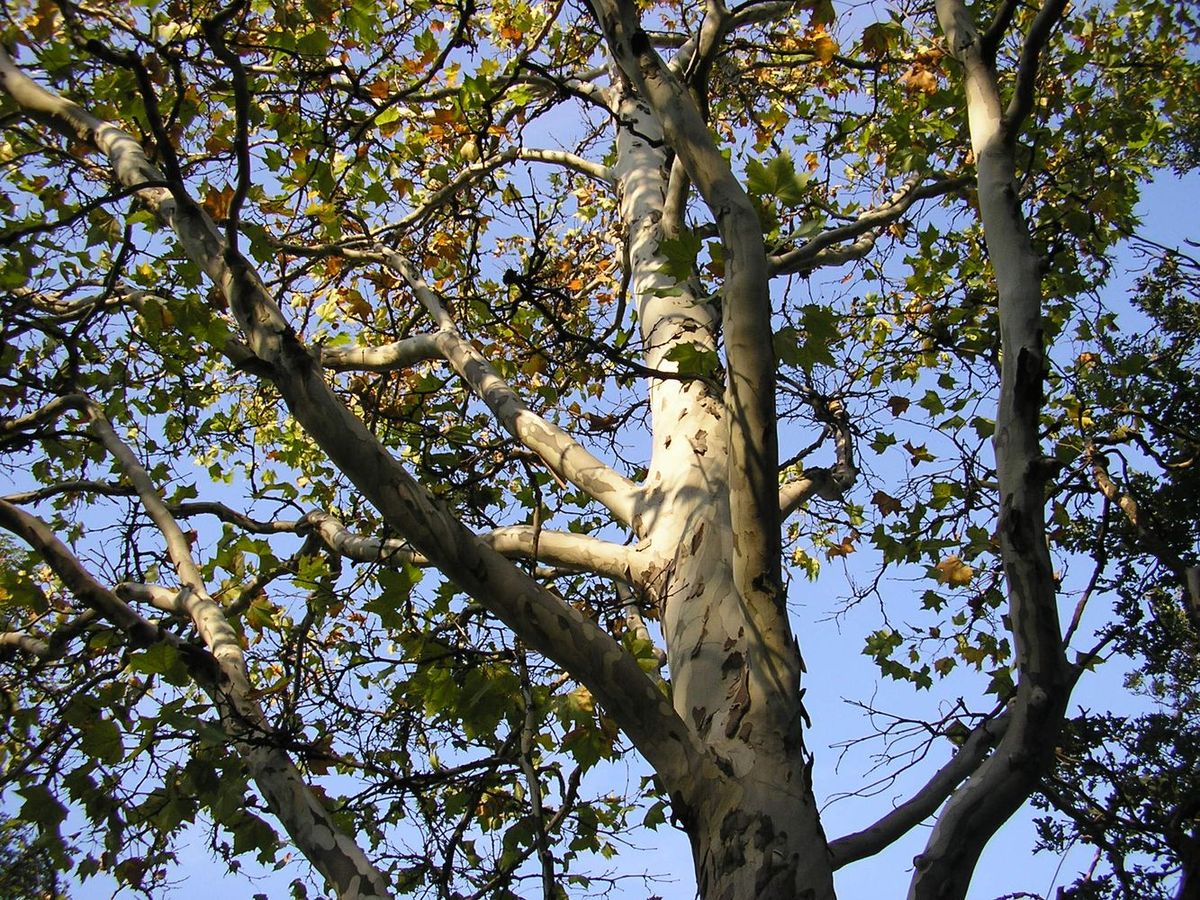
[656,230,702,280]
[903,440,935,465]
[18,784,66,829]
[934,555,974,587]
[746,153,810,207]
[203,183,236,221]
[887,396,911,416]
[826,534,856,559]
[899,64,939,95]
[872,490,903,516]
[80,718,124,764]
[664,342,720,377]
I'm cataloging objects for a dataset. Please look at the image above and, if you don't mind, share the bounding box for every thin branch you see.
[828,712,1011,867]
[359,250,642,526]
[779,395,857,518]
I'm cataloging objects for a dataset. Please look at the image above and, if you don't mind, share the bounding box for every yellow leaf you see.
[810,32,837,65]
[935,555,973,587]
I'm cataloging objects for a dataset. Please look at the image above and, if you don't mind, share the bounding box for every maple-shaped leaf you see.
[934,555,973,587]
[872,490,903,516]
[203,183,236,222]
[903,440,935,465]
[826,534,856,559]
[887,396,911,416]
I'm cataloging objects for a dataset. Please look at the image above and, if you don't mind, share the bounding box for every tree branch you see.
[1004,0,1070,137]
[318,333,445,372]
[768,175,971,277]
[299,512,644,583]
[779,396,857,518]
[909,4,1072,897]
[0,49,707,800]
[360,250,642,526]
[828,712,1011,868]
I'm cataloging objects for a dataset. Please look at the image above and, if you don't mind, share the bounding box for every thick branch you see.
[590,0,796,706]
[779,396,857,518]
[910,5,1072,898]
[1004,0,1070,136]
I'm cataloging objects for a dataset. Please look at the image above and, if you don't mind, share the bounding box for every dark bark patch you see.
[691,523,705,556]
[724,661,751,738]
[722,650,744,674]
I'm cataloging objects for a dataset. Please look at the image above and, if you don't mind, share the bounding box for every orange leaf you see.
[202,184,236,221]
[826,535,856,559]
[899,65,939,95]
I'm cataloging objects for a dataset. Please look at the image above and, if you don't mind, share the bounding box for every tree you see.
[0,0,1194,898]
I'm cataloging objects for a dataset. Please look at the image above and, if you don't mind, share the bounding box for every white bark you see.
[908,5,1072,898]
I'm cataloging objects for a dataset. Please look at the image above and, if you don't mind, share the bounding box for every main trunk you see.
[613,77,835,900]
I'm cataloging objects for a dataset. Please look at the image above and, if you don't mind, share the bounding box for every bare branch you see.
[319,333,445,372]
[828,712,1011,868]
[779,396,857,519]
[300,512,644,583]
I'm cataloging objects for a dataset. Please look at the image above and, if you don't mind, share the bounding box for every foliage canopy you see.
[0,0,1196,897]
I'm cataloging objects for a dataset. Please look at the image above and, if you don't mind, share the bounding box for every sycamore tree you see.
[0,0,1196,897]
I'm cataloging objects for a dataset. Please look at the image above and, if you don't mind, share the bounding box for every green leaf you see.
[18,785,66,830]
[656,230,702,281]
[746,153,810,207]
[664,342,720,377]
[80,718,124,764]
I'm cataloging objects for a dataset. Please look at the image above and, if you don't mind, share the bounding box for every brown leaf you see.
[202,184,236,222]
[872,490,903,516]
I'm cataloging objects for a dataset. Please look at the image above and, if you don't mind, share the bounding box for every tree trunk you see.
[610,69,835,900]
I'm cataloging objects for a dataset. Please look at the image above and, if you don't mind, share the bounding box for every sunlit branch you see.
[300,511,643,582]
[356,250,642,526]
[828,711,1011,868]
[319,333,445,372]
[779,395,857,518]
[768,175,970,277]
[115,582,191,616]
[1005,0,1070,136]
